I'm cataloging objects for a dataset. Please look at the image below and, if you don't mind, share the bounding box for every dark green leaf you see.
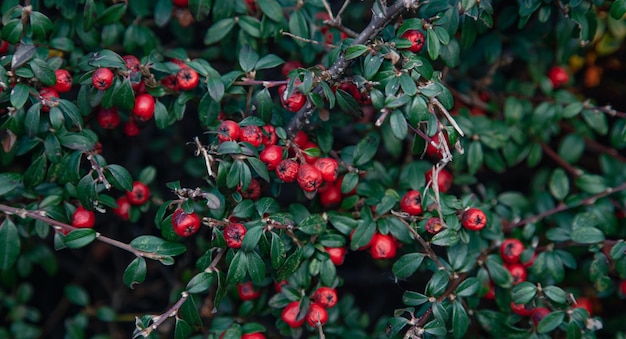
[23,154,47,188]
[276,248,302,280]
[30,58,56,86]
[186,272,213,294]
[570,227,605,244]
[455,277,480,297]
[345,45,369,60]
[258,0,284,22]
[543,285,567,304]
[431,229,460,247]
[392,253,425,278]
[241,226,264,252]
[123,257,147,288]
[98,4,127,25]
[83,0,97,31]
[24,103,41,138]
[64,284,90,306]
[246,251,266,284]
[427,28,440,59]
[288,10,308,46]
[270,232,286,269]
[320,258,336,286]
[353,132,380,166]
[255,54,284,70]
[239,45,259,73]
[537,311,564,334]
[549,168,569,200]
[297,214,326,235]
[402,291,429,306]
[0,219,20,270]
[204,18,236,45]
[64,228,97,249]
[575,174,607,194]
[389,110,408,140]
[452,301,469,338]
[105,164,133,192]
[188,0,211,22]
[610,0,626,19]
[0,173,21,196]
[511,281,536,304]
[485,258,513,288]
[226,250,247,284]
[207,77,224,102]
[77,174,97,208]
[10,83,30,109]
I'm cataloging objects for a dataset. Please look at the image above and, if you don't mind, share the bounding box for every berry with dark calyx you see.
[500,238,524,264]
[425,217,443,234]
[313,287,338,308]
[400,190,423,216]
[172,0,189,7]
[171,208,201,237]
[112,196,131,221]
[574,297,593,315]
[244,0,258,12]
[52,69,72,93]
[123,120,140,136]
[370,233,397,260]
[39,87,59,112]
[293,131,309,148]
[239,125,263,148]
[92,67,114,90]
[305,303,329,327]
[531,307,551,327]
[400,29,425,53]
[324,246,346,265]
[238,178,261,200]
[313,157,339,182]
[176,67,199,90]
[425,132,449,159]
[548,66,569,88]
[97,107,120,129]
[511,302,534,316]
[72,206,95,229]
[242,333,265,339]
[132,94,155,121]
[319,185,342,208]
[161,75,179,91]
[302,141,320,164]
[276,159,299,183]
[127,181,150,205]
[238,281,261,300]
[0,40,9,54]
[278,84,306,112]
[506,263,527,285]
[260,145,283,170]
[261,125,278,145]
[461,208,487,231]
[281,60,303,77]
[224,222,247,249]
[425,168,453,193]
[281,301,305,328]
[297,164,323,192]
[217,120,240,142]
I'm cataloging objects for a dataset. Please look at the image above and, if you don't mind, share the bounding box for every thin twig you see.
[281,30,337,48]
[138,291,190,337]
[194,137,216,178]
[87,154,112,190]
[396,217,445,270]
[540,142,583,178]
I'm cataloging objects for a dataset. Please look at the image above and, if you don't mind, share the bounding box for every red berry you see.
[274,280,288,292]
[260,145,283,170]
[574,297,593,315]
[281,61,303,77]
[172,0,188,7]
[171,208,201,237]
[97,107,120,129]
[521,251,537,268]
[400,190,423,215]
[281,301,305,328]
[483,282,495,299]
[132,94,155,121]
[506,263,527,285]
[161,75,179,91]
[293,131,309,148]
[531,307,551,327]
[92,68,114,90]
[123,55,141,70]
[217,120,240,142]
[278,84,307,112]
[305,303,329,327]
[39,87,59,112]
[313,287,338,308]
[325,246,346,266]
[112,196,131,221]
[244,0,258,12]
[500,238,524,264]
[177,67,199,90]
[261,125,278,146]
[238,281,261,300]
[238,178,261,200]
[0,40,9,54]
[297,164,323,192]
[511,302,534,316]
[52,69,72,93]
[127,181,150,205]
[370,233,397,260]
[319,185,342,208]
[72,206,95,229]
[242,333,265,339]
[425,217,443,234]
[224,223,247,249]
[313,157,339,182]
[425,168,453,193]
[123,120,140,136]
[400,30,425,53]
[239,125,263,148]
[425,132,449,159]
[620,280,626,296]
[302,141,320,164]
[276,159,299,183]
[461,208,487,231]
[547,66,569,88]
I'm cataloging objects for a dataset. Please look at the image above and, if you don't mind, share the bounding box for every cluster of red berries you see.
[160,58,200,93]
[111,181,151,221]
[282,286,338,328]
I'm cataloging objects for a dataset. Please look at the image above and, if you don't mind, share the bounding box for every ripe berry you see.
[224,222,247,249]
[293,131,309,148]
[483,283,495,299]
[239,125,263,148]
[238,281,261,300]
[92,67,114,90]
[0,40,9,54]
[425,168,453,193]
[171,208,201,237]
[278,84,306,112]
[313,157,339,182]
[313,287,338,308]
[176,67,199,90]
[281,60,303,77]
[620,280,626,296]
[281,301,305,328]
[425,132,449,159]
[547,66,569,88]
[370,233,397,260]
[217,120,240,142]
[297,164,323,192]
[172,0,189,6]
[161,75,179,91]
[261,125,277,145]
[112,196,131,221]
[52,69,73,93]
[242,333,265,339]
[574,297,593,315]
[425,217,443,234]
[324,246,346,266]
[39,87,59,112]
[319,185,342,208]
[511,302,534,316]
[305,303,329,327]
[97,107,120,129]
[276,159,299,183]
[244,0,258,12]
[500,238,524,264]
[123,120,140,136]
[127,181,150,205]
[274,280,288,292]
[72,206,95,228]
[531,307,551,327]
[132,94,155,121]
[260,145,283,170]
[238,178,261,200]
[123,55,141,70]
[400,30,425,53]
[461,208,487,231]
[506,263,527,285]
[400,190,423,215]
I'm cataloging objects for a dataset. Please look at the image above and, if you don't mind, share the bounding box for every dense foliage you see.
[1,0,626,338]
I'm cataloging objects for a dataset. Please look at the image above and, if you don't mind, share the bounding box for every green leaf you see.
[276,248,302,280]
[64,284,90,306]
[247,157,270,182]
[241,226,264,252]
[350,220,375,250]
[64,228,97,249]
[255,88,273,123]
[30,58,56,86]
[270,232,286,269]
[335,89,362,116]
[24,103,41,138]
[549,168,569,200]
[426,270,449,297]
[123,257,147,288]
[105,164,133,192]
[83,0,97,31]
[114,78,135,110]
[402,291,429,306]
[23,154,47,189]
[77,174,96,208]
[255,54,284,70]
[345,45,369,60]
[389,110,408,140]
[485,258,513,288]
[258,0,284,22]
[537,311,565,334]
[353,132,380,166]
[320,258,336,286]
[455,277,480,297]
[543,285,567,304]
[0,173,21,196]
[188,0,211,21]
[247,251,266,284]
[204,18,236,45]
[570,227,605,244]
[186,272,214,294]
[427,28,440,60]
[0,219,20,270]
[575,174,607,194]
[297,214,326,235]
[288,10,308,47]
[154,0,173,27]
[392,253,425,278]
[431,229,460,247]
[98,4,127,25]
[452,301,469,338]
[511,281,536,304]
[207,77,224,102]
[130,235,186,256]
[467,141,483,174]
[610,0,626,19]
[29,11,53,41]
[226,250,247,284]
[239,45,259,73]
[10,83,30,109]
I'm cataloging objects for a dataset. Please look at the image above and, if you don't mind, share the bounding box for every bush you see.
[1,0,626,338]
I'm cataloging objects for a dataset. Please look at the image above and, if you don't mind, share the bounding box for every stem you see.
[397,217,445,270]
[540,142,583,178]
[87,153,112,190]
[139,291,190,337]
[231,79,288,88]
